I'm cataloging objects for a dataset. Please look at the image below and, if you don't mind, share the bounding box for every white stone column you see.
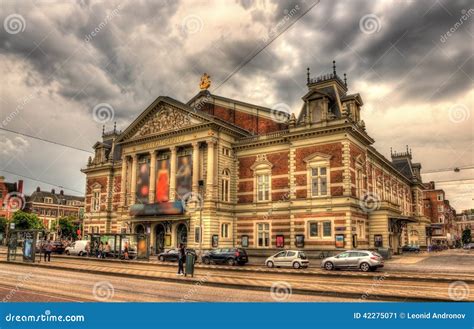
[120,155,128,205]
[130,154,138,205]
[206,139,216,200]
[169,146,177,201]
[149,150,157,203]
[192,142,200,193]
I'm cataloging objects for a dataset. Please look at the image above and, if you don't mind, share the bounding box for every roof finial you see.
[390,147,393,155]
[332,60,336,75]
[113,121,117,133]
[306,67,310,84]
[406,145,409,153]
[344,73,347,87]
[102,125,105,135]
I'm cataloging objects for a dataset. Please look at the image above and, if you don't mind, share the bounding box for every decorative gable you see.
[132,105,200,138]
[303,152,332,165]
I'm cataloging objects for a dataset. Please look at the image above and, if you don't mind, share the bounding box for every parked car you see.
[402,245,420,253]
[463,243,474,250]
[265,250,309,269]
[65,240,89,256]
[202,248,248,266]
[157,248,197,263]
[51,241,65,254]
[321,250,384,272]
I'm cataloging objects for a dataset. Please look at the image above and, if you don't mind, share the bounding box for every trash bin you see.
[377,248,392,260]
[185,252,195,277]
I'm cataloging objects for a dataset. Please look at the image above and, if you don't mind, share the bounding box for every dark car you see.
[35,240,65,254]
[157,248,197,263]
[402,245,420,253]
[51,241,65,254]
[202,248,248,266]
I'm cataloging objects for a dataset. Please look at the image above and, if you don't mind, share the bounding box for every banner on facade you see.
[155,158,170,202]
[136,156,150,204]
[129,201,184,216]
[176,154,192,198]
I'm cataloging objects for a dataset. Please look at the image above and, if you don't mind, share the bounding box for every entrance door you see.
[176,224,187,247]
[155,224,165,254]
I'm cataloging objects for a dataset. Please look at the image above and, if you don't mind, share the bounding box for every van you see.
[65,240,88,256]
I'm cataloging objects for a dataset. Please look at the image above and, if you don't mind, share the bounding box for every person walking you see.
[98,241,104,259]
[177,243,186,276]
[44,239,52,262]
[104,241,111,258]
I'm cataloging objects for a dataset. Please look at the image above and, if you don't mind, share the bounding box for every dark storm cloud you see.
[0,0,472,208]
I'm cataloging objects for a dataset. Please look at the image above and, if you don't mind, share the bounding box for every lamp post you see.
[198,179,204,258]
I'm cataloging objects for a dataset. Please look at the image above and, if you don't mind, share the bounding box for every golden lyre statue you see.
[199,73,211,90]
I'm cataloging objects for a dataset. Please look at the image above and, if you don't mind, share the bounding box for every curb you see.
[0,260,453,302]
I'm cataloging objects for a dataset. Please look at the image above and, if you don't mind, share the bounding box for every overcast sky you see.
[0,0,473,210]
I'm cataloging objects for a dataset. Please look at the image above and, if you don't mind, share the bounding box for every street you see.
[0,249,472,302]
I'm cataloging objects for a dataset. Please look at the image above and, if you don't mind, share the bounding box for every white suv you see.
[265,250,309,269]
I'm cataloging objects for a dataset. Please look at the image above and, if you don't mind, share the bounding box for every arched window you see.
[221,169,230,202]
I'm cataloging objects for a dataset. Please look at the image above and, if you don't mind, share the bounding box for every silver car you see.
[265,250,309,269]
[321,250,384,272]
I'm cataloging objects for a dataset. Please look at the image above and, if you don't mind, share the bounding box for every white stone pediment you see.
[131,105,202,139]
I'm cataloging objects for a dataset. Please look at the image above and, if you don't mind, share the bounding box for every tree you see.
[52,216,79,239]
[462,228,472,245]
[0,217,6,233]
[11,211,44,230]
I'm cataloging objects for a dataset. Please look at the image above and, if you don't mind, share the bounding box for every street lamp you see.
[198,179,204,258]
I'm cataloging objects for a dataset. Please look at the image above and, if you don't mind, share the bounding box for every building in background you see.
[423,182,457,247]
[0,176,24,242]
[455,210,474,242]
[82,64,435,257]
[25,187,85,240]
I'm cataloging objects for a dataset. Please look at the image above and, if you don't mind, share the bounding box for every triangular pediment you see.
[131,104,201,138]
[117,97,210,142]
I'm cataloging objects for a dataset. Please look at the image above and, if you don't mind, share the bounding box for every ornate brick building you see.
[81,64,431,256]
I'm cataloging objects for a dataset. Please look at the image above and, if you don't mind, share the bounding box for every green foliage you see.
[12,211,44,230]
[0,217,6,233]
[462,228,472,244]
[56,216,79,239]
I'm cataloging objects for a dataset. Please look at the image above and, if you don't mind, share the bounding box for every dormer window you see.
[44,197,53,204]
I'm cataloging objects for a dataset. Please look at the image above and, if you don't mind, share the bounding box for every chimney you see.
[60,190,64,196]
[17,180,24,193]
[51,188,55,194]
[36,186,41,192]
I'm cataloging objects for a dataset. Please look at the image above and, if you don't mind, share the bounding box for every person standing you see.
[44,240,52,262]
[177,243,186,275]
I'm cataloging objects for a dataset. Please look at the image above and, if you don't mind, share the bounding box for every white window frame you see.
[251,156,273,203]
[221,222,231,239]
[44,197,53,204]
[304,153,331,199]
[437,194,443,201]
[92,189,101,212]
[356,220,366,239]
[221,169,230,202]
[255,222,271,248]
[305,219,334,240]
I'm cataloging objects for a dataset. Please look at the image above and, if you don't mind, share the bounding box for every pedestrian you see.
[98,241,104,258]
[177,243,186,276]
[85,241,91,257]
[123,242,129,260]
[44,239,52,262]
[104,242,111,258]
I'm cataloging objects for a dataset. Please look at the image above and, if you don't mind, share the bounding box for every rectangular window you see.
[323,221,332,237]
[438,205,443,212]
[309,222,318,237]
[437,194,443,201]
[221,223,229,238]
[257,223,270,247]
[257,174,270,201]
[311,166,328,197]
[92,191,100,212]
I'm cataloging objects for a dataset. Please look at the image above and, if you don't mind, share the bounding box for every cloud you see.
[0,0,472,209]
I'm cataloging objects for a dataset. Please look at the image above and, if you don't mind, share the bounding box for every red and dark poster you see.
[176,154,192,198]
[136,156,150,204]
[155,158,170,202]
